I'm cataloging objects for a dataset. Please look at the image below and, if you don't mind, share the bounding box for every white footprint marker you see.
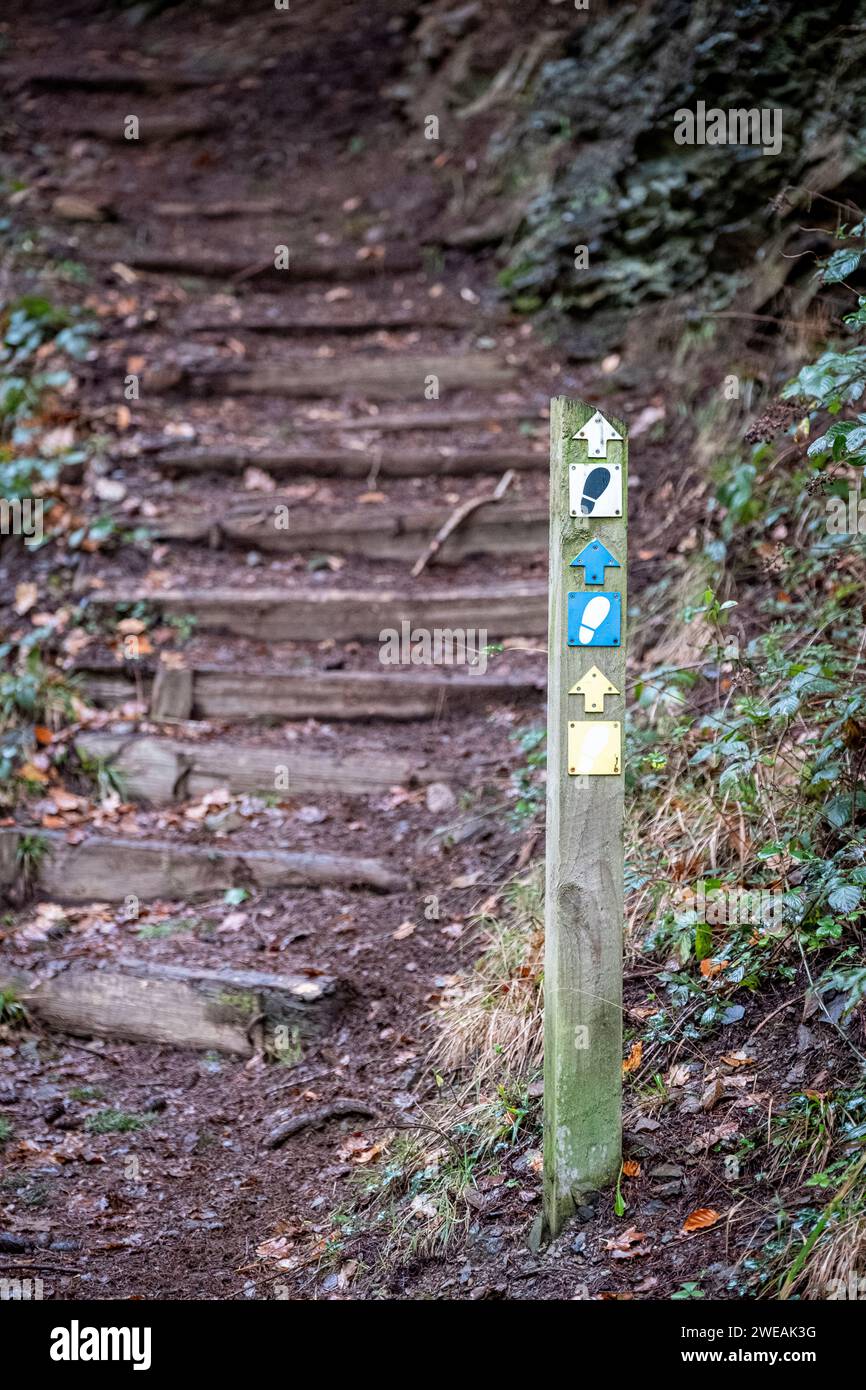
[580,724,610,767]
[578,594,610,645]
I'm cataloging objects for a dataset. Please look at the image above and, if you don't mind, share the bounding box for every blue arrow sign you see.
[569,540,620,587]
[567,591,621,647]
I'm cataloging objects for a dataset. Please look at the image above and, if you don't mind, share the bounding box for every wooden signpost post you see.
[543,397,627,1237]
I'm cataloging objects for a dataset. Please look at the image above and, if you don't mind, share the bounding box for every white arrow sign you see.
[572,410,623,458]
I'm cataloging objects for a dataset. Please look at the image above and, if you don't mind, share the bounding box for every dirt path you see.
[0,1,683,1301]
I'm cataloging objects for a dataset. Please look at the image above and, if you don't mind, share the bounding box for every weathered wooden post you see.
[543,397,627,1236]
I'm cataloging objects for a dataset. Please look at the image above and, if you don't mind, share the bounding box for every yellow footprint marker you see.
[567,719,621,776]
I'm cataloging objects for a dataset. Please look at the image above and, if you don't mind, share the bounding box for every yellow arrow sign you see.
[568,664,620,713]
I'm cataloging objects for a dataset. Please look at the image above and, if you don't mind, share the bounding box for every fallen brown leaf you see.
[634,1275,659,1292]
[622,1041,643,1075]
[15,582,38,615]
[18,761,49,784]
[243,466,276,492]
[721,1051,756,1068]
[604,1225,646,1251]
[684,1121,739,1154]
[682,1207,722,1234]
[700,957,729,978]
[701,1078,725,1111]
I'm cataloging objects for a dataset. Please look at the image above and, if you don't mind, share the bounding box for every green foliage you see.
[0,287,94,563]
[639,607,866,1035]
[771,1088,866,1160]
[508,724,546,825]
[821,247,863,285]
[74,747,127,801]
[0,452,64,510]
[631,220,866,1057]
[0,645,75,726]
[491,1,864,352]
[15,833,48,875]
[136,917,198,941]
[164,612,198,643]
[0,986,26,1026]
[67,1085,105,1102]
[785,225,866,457]
[785,350,866,414]
[84,1108,151,1135]
[0,293,94,436]
[0,644,81,797]
[0,1172,49,1206]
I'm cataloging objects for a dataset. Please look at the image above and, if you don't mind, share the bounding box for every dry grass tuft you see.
[429,870,544,1096]
[800,1208,866,1301]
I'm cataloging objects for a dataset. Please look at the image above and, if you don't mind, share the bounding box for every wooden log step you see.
[154,499,548,562]
[0,829,402,902]
[87,583,548,641]
[182,353,515,400]
[74,732,447,801]
[13,67,225,93]
[73,114,223,142]
[152,446,545,478]
[127,246,421,283]
[291,408,544,433]
[2,960,344,1057]
[155,199,289,219]
[185,308,472,333]
[76,666,545,722]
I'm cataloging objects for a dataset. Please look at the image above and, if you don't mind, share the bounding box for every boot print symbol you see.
[579,466,610,515]
[578,595,610,644]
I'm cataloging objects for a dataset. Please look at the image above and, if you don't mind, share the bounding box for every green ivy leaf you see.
[822,248,863,285]
[828,885,862,914]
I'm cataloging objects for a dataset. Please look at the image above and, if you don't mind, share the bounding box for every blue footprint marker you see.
[567,591,621,647]
[570,540,620,587]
